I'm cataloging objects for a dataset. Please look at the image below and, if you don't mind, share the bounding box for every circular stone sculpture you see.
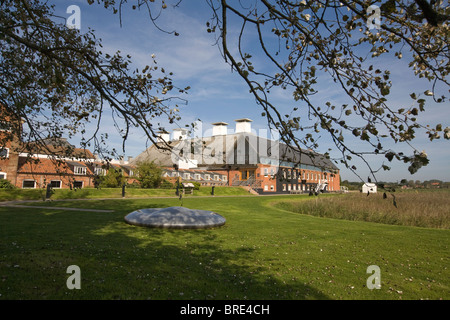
[124,206,226,229]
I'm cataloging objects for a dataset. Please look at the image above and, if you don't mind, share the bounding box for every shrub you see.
[160,179,175,189]
[0,179,16,189]
[101,168,126,188]
[136,161,163,188]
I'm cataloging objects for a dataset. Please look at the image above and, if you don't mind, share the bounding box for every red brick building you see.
[2,105,340,193]
[133,119,340,194]
[1,105,135,189]
[0,105,21,185]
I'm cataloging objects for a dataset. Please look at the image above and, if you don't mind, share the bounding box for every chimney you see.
[235,118,252,133]
[157,130,170,143]
[173,128,188,141]
[212,122,228,136]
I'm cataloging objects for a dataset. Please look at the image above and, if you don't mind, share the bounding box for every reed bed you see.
[276,190,450,229]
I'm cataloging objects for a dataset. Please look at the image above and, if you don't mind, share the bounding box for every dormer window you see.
[74,166,87,175]
[94,167,106,176]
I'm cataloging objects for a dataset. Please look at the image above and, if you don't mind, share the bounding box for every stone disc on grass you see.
[124,206,226,229]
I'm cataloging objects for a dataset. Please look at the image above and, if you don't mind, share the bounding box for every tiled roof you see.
[20,141,95,159]
[17,157,98,175]
[133,132,339,171]
[17,157,74,174]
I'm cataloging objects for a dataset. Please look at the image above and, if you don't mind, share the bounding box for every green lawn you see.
[0,186,251,202]
[0,194,448,300]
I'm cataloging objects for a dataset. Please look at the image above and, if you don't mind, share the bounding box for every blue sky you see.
[51,1,449,182]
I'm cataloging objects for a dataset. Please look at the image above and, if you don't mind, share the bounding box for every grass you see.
[0,192,449,300]
[0,186,251,202]
[274,189,450,229]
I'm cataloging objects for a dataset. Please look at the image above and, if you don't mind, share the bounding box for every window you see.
[264,168,268,177]
[73,181,83,189]
[0,147,9,159]
[22,180,36,189]
[270,185,274,191]
[195,174,201,180]
[74,166,87,175]
[282,184,286,191]
[264,185,268,191]
[94,167,106,176]
[50,180,61,189]
[0,172,6,179]
[184,173,191,180]
[214,175,220,181]
[204,174,210,180]
[222,176,227,182]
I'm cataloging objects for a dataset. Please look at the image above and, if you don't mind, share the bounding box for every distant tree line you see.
[341,179,449,191]
[398,179,448,189]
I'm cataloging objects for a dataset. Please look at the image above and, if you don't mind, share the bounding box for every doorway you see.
[240,170,255,180]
